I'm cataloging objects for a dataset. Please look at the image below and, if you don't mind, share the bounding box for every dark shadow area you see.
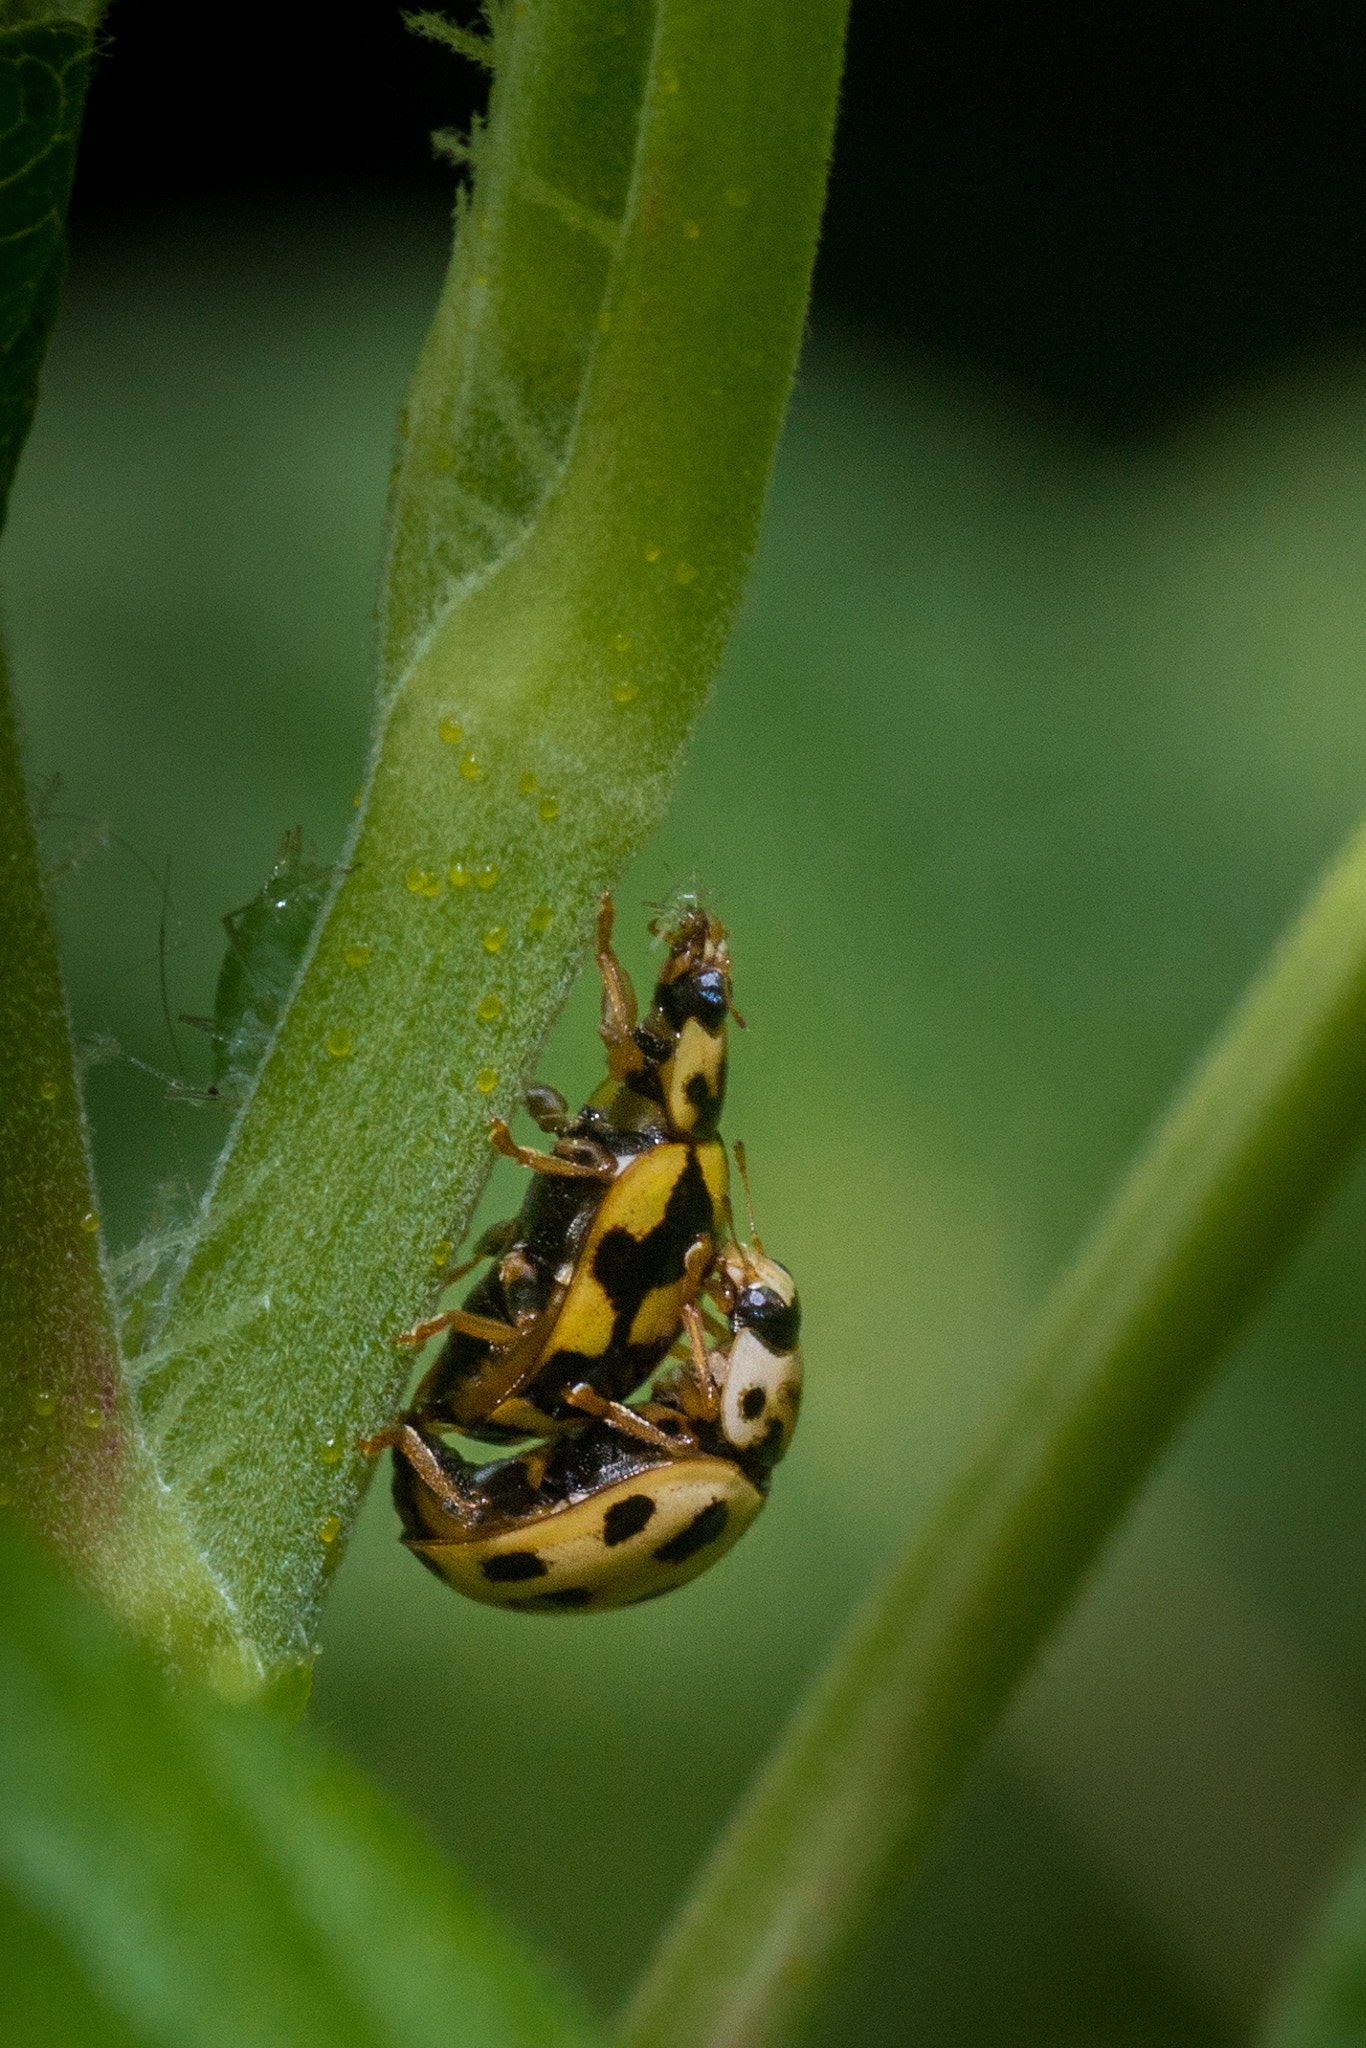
[71,0,1366,437]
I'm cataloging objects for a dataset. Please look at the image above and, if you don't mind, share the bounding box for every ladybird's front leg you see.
[488,1118,617,1181]
[676,1301,723,1422]
[563,1381,699,1456]
[595,892,648,1085]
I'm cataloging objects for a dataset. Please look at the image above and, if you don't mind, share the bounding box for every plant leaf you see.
[132,0,850,1688]
[0,6,97,518]
[0,1509,602,2048]
[620,813,1366,2048]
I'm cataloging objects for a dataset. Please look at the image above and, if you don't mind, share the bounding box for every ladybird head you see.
[713,1245,803,1473]
[631,902,736,1137]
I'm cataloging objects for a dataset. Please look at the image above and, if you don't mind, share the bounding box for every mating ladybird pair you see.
[362,894,802,1612]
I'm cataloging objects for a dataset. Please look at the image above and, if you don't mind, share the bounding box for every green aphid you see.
[203,829,333,1092]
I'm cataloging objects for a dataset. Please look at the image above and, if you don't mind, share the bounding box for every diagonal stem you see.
[622,811,1366,2048]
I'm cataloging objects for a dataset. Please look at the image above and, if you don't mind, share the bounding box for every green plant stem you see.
[132,0,849,1689]
[0,666,239,1679]
[621,815,1366,2048]
[1261,1805,1366,2048]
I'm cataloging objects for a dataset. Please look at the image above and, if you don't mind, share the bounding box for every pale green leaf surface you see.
[0,1511,601,2048]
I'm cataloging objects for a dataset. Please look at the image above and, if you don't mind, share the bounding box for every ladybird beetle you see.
[378,893,738,1451]
[380,1215,802,1611]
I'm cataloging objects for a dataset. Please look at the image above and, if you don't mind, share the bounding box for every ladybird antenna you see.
[732,1139,764,1255]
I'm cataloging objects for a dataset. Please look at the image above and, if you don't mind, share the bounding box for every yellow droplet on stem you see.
[477,993,504,1023]
[439,716,463,744]
[527,904,554,936]
[538,796,559,822]
[476,1067,499,1094]
[319,1515,342,1545]
[326,1028,353,1059]
[482,926,507,954]
[343,943,371,969]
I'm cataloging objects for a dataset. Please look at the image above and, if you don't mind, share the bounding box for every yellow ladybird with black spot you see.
[380,1237,802,1611]
[388,893,738,1447]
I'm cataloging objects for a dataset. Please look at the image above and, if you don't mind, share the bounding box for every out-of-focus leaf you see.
[0,1511,602,2048]
[0,7,96,521]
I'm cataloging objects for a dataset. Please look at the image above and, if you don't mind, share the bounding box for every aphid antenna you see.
[732,1139,765,1256]
[46,804,193,1082]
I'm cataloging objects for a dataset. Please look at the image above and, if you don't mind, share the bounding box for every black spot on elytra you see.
[740,1386,767,1421]
[536,1586,594,1607]
[685,1071,712,1115]
[603,1493,656,1545]
[653,1497,728,1564]
[481,1549,547,1582]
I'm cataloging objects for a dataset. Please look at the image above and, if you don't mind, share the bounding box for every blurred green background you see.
[13,199,1366,2045]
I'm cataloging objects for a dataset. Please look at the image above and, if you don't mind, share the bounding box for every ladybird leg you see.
[564,1381,698,1455]
[677,1234,716,1310]
[524,1083,571,1134]
[435,1277,572,1429]
[520,1443,552,1491]
[595,892,648,1084]
[364,1422,484,1525]
[394,1307,520,1350]
[702,1263,737,1316]
[488,1119,616,1180]
[678,1302,723,1422]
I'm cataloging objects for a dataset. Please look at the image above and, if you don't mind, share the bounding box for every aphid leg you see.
[360,1422,481,1523]
[394,1307,520,1350]
[488,1118,616,1180]
[595,892,647,1084]
[564,1381,697,1455]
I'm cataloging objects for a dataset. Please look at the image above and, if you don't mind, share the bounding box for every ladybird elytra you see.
[391,898,737,1445]
[398,1445,765,1611]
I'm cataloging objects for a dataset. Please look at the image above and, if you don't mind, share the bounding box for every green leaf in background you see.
[0,2,97,522]
[0,1508,601,2048]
